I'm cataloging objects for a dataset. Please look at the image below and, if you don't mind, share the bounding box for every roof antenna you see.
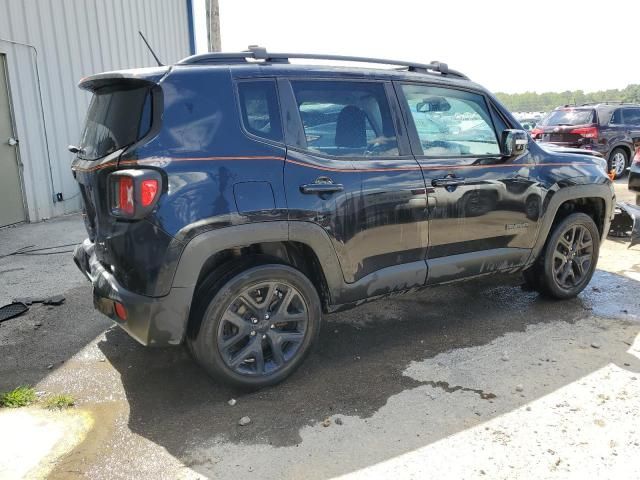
[138,30,164,66]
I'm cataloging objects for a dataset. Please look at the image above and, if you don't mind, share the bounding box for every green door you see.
[0,54,26,227]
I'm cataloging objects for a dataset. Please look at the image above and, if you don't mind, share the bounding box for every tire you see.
[608,148,629,179]
[525,213,600,299]
[188,260,321,389]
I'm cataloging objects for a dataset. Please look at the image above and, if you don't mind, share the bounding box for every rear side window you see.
[623,108,640,126]
[290,80,399,157]
[79,85,151,160]
[237,81,283,142]
[540,109,595,126]
[610,109,623,124]
[401,84,500,157]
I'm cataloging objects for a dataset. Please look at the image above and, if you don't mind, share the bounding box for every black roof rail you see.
[177,45,469,79]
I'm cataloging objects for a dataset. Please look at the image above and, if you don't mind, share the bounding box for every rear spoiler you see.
[78,67,170,92]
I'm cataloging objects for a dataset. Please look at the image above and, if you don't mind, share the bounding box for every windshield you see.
[78,85,151,160]
[539,109,595,127]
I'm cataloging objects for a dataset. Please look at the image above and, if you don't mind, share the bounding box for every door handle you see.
[300,176,344,195]
[431,176,465,188]
[7,137,18,146]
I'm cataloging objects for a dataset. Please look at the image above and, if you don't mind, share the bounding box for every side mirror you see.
[501,129,529,157]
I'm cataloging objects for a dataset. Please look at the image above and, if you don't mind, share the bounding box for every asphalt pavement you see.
[0,179,638,479]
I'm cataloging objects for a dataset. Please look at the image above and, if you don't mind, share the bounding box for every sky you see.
[193,0,638,94]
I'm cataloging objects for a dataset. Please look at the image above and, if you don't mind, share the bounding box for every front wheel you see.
[188,263,321,389]
[524,213,600,299]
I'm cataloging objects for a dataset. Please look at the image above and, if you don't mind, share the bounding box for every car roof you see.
[555,103,640,110]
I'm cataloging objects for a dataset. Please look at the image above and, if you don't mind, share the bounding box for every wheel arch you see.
[529,182,614,263]
[609,143,632,162]
[172,222,346,335]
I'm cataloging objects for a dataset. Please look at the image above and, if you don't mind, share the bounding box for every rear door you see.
[281,78,429,298]
[72,80,154,243]
[396,82,539,284]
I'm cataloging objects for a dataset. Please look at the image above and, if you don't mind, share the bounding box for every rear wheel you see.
[188,262,321,389]
[523,213,600,299]
[608,148,628,179]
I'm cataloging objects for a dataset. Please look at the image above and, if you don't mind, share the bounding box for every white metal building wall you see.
[0,0,193,221]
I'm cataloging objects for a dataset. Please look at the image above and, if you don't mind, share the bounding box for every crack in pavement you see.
[423,380,497,400]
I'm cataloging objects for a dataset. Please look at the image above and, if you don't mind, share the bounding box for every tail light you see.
[634,145,640,166]
[530,128,543,140]
[109,169,162,219]
[569,125,598,139]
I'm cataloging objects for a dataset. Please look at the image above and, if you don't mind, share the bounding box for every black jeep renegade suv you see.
[72,48,615,388]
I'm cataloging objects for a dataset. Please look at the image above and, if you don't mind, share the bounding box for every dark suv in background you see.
[532,103,640,179]
[71,47,615,388]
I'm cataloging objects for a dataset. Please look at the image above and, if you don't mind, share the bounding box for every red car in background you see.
[532,103,640,179]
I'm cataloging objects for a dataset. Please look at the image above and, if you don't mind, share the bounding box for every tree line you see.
[495,84,640,113]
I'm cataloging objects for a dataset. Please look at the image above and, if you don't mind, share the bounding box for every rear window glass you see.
[539,109,595,126]
[79,85,151,160]
[237,81,283,142]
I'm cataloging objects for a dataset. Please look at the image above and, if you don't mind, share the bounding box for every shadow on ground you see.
[96,270,640,472]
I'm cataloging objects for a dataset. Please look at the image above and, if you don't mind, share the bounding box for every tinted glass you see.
[623,108,640,126]
[540,109,595,126]
[401,84,500,156]
[610,109,623,124]
[79,85,151,160]
[237,81,283,142]
[291,81,398,157]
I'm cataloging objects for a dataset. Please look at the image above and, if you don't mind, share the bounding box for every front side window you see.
[237,80,283,142]
[291,80,399,157]
[401,84,500,157]
[623,108,640,126]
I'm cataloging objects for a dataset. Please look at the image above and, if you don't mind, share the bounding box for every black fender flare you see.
[527,181,614,263]
[171,221,346,302]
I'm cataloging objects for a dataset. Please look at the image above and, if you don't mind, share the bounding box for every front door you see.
[396,82,540,283]
[0,54,25,227]
[282,79,429,300]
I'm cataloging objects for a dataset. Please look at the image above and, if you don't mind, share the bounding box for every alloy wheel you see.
[611,152,626,176]
[552,224,594,290]
[216,281,309,376]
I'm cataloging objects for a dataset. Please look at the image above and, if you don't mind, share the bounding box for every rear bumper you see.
[73,239,191,346]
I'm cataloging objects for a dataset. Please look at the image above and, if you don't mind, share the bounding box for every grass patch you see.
[44,393,75,410]
[0,386,36,408]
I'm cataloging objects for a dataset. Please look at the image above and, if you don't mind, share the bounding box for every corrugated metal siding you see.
[0,0,192,221]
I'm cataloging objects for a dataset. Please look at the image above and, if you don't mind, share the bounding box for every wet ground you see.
[1,179,639,479]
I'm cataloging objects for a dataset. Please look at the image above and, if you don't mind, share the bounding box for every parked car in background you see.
[519,118,538,132]
[531,103,640,179]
